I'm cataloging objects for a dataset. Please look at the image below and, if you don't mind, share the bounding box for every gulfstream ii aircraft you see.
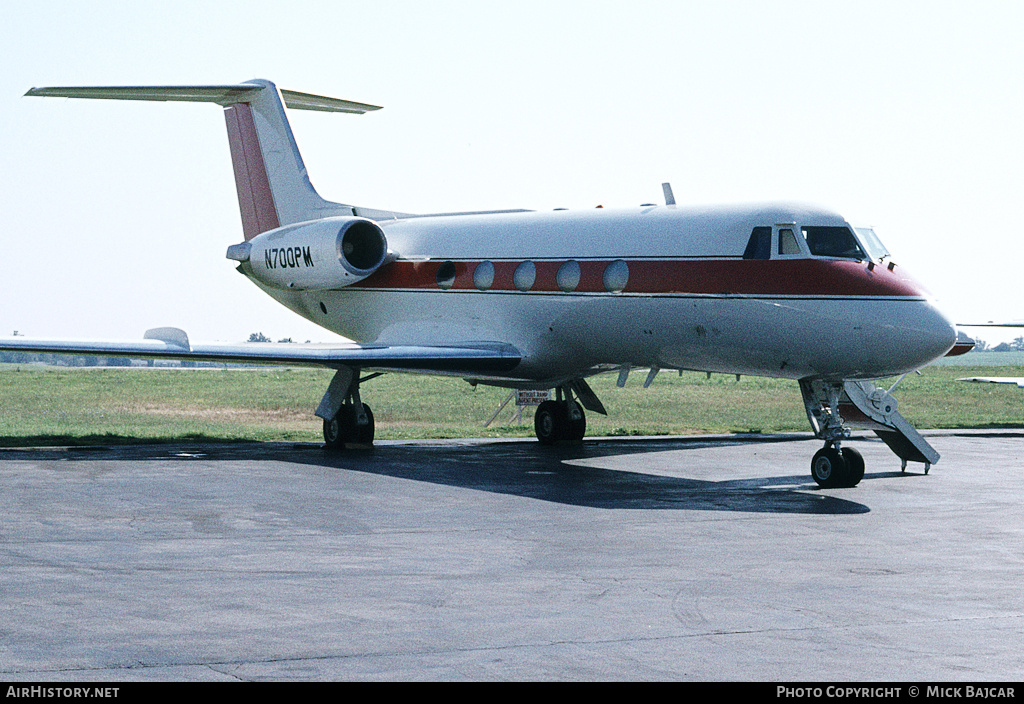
[1,79,968,488]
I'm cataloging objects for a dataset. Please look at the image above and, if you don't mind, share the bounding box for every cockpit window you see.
[854,227,890,261]
[802,226,867,260]
[743,226,771,260]
[779,228,802,255]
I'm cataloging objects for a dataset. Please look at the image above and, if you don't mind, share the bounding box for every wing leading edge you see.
[0,329,521,376]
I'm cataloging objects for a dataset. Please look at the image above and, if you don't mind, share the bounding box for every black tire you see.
[840,447,865,487]
[323,414,347,449]
[323,403,374,449]
[566,400,586,443]
[811,447,849,488]
[354,404,375,445]
[534,400,565,445]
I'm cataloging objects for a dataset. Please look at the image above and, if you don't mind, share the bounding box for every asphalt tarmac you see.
[1,430,1022,682]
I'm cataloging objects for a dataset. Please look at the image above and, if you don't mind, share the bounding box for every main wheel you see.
[323,414,347,449]
[323,403,375,449]
[534,400,565,445]
[811,447,849,488]
[840,447,865,487]
[353,404,375,445]
[566,400,586,443]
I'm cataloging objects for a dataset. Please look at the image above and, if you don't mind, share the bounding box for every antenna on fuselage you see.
[662,182,676,206]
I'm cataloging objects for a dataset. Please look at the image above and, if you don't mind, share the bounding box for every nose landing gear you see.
[800,378,937,488]
[802,380,863,488]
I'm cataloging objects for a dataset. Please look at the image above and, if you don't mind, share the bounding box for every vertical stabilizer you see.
[223,79,361,239]
[25,80,385,239]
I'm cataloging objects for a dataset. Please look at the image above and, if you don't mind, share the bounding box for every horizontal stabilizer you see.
[25,84,381,113]
[26,84,261,105]
[280,89,381,114]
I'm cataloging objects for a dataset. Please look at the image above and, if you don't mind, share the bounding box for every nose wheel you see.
[811,445,864,488]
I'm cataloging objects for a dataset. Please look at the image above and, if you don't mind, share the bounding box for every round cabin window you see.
[603,259,629,293]
[513,261,536,292]
[473,260,495,291]
[436,260,457,290]
[556,260,581,293]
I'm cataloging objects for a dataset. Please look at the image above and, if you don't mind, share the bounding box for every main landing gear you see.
[317,367,376,449]
[534,386,587,445]
[322,402,374,448]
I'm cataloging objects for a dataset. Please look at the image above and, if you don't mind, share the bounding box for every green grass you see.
[1,364,1021,446]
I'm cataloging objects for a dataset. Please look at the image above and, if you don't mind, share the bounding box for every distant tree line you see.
[0,351,137,366]
[972,337,1024,352]
[248,332,298,343]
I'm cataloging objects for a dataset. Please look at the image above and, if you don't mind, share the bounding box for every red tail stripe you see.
[224,103,279,240]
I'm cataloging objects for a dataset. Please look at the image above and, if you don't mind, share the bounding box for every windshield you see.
[802,226,867,260]
[853,227,890,261]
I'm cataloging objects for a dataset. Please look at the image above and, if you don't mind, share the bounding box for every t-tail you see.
[25,79,398,239]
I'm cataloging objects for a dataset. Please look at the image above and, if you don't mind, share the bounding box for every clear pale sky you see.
[2,0,1022,344]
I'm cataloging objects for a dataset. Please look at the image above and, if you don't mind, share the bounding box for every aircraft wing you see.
[958,377,1024,389]
[958,322,1024,327]
[954,321,1024,329]
[0,328,521,376]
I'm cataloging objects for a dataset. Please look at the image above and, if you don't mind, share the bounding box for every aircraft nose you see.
[908,301,958,366]
[859,298,958,377]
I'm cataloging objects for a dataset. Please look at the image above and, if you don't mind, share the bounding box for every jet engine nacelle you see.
[229,217,391,290]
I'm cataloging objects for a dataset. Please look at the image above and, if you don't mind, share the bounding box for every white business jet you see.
[0,79,966,488]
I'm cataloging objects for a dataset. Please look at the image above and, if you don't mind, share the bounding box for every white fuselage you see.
[250,202,957,386]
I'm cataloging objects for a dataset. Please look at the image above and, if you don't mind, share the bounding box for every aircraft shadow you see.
[6,436,871,515]
[313,440,870,515]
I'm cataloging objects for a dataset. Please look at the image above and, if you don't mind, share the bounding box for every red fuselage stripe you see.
[354,258,929,297]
